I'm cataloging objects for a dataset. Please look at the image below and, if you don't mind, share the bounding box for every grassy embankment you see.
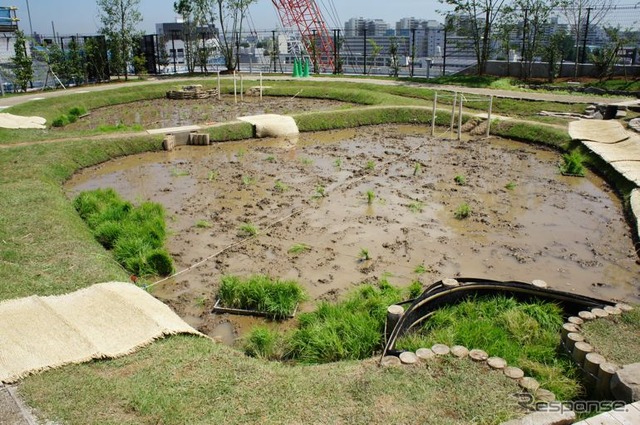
[0,78,631,424]
[581,307,640,366]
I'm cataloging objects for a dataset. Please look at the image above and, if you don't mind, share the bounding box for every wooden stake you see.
[432,344,450,356]
[486,95,493,137]
[233,72,237,104]
[259,72,263,102]
[566,332,584,353]
[381,355,401,367]
[451,345,469,358]
[469,349,488,362]
[584,352,606,391]
[240,73,244,102]
[399,351,418,365]
[487,357,507,370]
[385,305,404,343]
[457,94,463,141]
[450,93,457,137]
[431,92,438,137]
[217,71,221,101]
[572,341,594,367]
[561,323,580,340]
[596,362,619,399]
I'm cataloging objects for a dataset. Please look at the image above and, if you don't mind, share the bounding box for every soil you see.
[63,95,349,130]
[66,124,640,346]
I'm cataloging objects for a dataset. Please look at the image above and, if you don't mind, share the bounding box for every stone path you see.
[572,401,640,424]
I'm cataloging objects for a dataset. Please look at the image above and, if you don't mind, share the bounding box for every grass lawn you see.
[581,308,640,366]
[0,77,634,424]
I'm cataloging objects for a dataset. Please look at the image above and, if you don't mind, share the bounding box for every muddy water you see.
[66,125,640,344]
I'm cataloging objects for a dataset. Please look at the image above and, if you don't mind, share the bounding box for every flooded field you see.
[66,125,640,344]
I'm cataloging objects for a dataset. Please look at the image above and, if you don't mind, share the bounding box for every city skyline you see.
[8,0,450,36]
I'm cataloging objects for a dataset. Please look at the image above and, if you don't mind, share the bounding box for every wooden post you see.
[450,93,457,137]
[567,316,584,326]
[442,278,460,288]
[431,92,438,137]
[486,95,493,137]
[217,71,221,101]
[381,355,401,367]
[591,308,609,318]
[531,279,548,289]
[385,305,404,343]
[240,73,244,102]
[259,72,263,102]
[572,341,593,367]
[578,310,596,321]
[584,352,606,392]
[597,362,618,399]
[566,332,584,353]
[457,94,463,141]
[561,323,580,341]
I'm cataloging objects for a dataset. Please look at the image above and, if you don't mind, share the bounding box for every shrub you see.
[218,275,306,319]
[68,106,87,117]
[560,150,585,177]
[52,115,70,127]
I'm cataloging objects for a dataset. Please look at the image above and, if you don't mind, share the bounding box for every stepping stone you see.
[604,305,622,315]
[531,279,548,288]
[442,278,460,288]
[451,345,469,358]
[591,308,609,318]
[578,310,596,320]
[432,344,450,356]
[536,388,556,403]
[616,303,634,312]
[381,355,401,367]
[519,377,541,392]
[416,348,435,361]
[469,349,488,362]
[399,351,418,365]
[487,357,507,370]
[504,366,525,380]
[611,362,640,403]
[567,316,584,325]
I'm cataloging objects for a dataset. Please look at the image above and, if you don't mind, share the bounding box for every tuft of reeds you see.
[413,163,422,176]
[454,203,471,219]
[238,222,258,237]
[218,274,306,320]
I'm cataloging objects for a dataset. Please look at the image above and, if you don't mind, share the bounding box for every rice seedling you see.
[560,150,585,176]
[243,327,286,360]
[454,203,471,219]
[408,200,424,213]
[454,175,466,185]
[333,158,342,169]
[366,190,375,205]
[288,243,311,255]
[196,220,212,228]
[413,163,422,176]
[359,248,371,261]
[242,175,256,186]
[171,168,190,177]
[414,264,427,275]
[74,188,174,277]
[238,222,258,237]
[264,155,276,163]
[365,160,376,171]
[236,148,246,159]
[407,280,423,298]
[505,181,517,190]
[395,295,579,400]
[218,274,306,319]
[301,157,314,166]
[274,180,289,192]
[207,170,218,181]
[195,296,208,307]
[314,185,326,198]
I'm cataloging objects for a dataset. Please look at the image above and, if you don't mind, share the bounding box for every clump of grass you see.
[73,188,174,277]
[454,203,471,219]
[218,274,306,319]
[314,185,326,198]
[454,175,466,185]
[365,160,376,171]
[359,248,371,261]
[287,281,403,363]
[408,200,424,213]
[196,220,212,228]
[274,180,289,192]
[366,190,375,205]
[505,181,517,190]
[51,106,87,128]
[207,170,218,181]
[171,168,190,177]
[301,157,314,165]
[395,295,580,400]
[264,155,276,163]
[68,106,87,118]
[243,327,287,360]
[97,123,144,132]
[288,243,310,255]
[238,222,258,237]
[560,150,585,177]
[413,163,422,176]
[414,264,427,275]
[236,148,246,159]
[333,158,342,169]
[407,280,423,298]
[51,115,70,128]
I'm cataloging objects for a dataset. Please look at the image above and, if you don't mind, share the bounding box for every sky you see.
[8,0,450,36]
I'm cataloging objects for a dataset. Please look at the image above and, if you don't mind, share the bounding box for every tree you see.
[97,0,142,81]
[560,0,614,77]
[388,37,400,77]
[541,30,574,82]
[67,38,85,85]
[12,30,33,92]
[440,0,509,75]
[368,39,382,74]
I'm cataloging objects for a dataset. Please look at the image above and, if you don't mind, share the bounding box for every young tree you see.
[12,30,33,92]
[560,0,614,77]
[440,0,509,75]
[368,39,382,74]
[67,38,85,85]
[388,37,400,77]
[97,0,143,81]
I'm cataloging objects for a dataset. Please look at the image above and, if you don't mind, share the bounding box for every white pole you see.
[431,92,438,137]
[233,71,237,104]
[260,72,263,102]
[486,95,493,138]
[457,94,463,141]
[450,93,457,137]
[217,71,221,100]
[240,73,244,102]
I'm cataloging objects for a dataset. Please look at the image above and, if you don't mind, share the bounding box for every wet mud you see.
[66,125,640,345]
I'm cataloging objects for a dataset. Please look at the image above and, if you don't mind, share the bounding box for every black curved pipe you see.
[383,278,615,357]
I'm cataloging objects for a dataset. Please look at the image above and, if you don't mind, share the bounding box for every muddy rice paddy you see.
[66,123,640,345]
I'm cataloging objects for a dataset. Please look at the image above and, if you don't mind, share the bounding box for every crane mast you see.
[271,0,335,69]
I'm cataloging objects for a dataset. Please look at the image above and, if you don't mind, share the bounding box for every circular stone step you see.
[381,355,401,367]
[469,349,489,362]
[432,344,451,356]
[399,351,419,365]
[578,310,596,320]
[504,366,525,380]
[416,348,435,361]
[519,377,541,392]
[487,357,507,370]
[451,345,469,358]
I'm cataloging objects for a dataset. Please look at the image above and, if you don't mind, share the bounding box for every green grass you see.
[454,203,471,219]
[365,160,376,171]
[170,168,190,177]
[196,220,212,228]
[395,295,581,400]
[20,335,525,425]
[414,264,427,275]
[274,180,289,192]
[581,308,640,365]
[454,175,466,186]
[218,274,306,319]
[359,248,371,261]
[407,280,423,298]
[413,163,422,176]
[408,201,425,213]
[238,222,258,237]
[366,190,375,204]
[505,182,517,190]
[73,188,174,277]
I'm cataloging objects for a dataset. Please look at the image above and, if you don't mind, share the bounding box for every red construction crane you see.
[271,0,335,69]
